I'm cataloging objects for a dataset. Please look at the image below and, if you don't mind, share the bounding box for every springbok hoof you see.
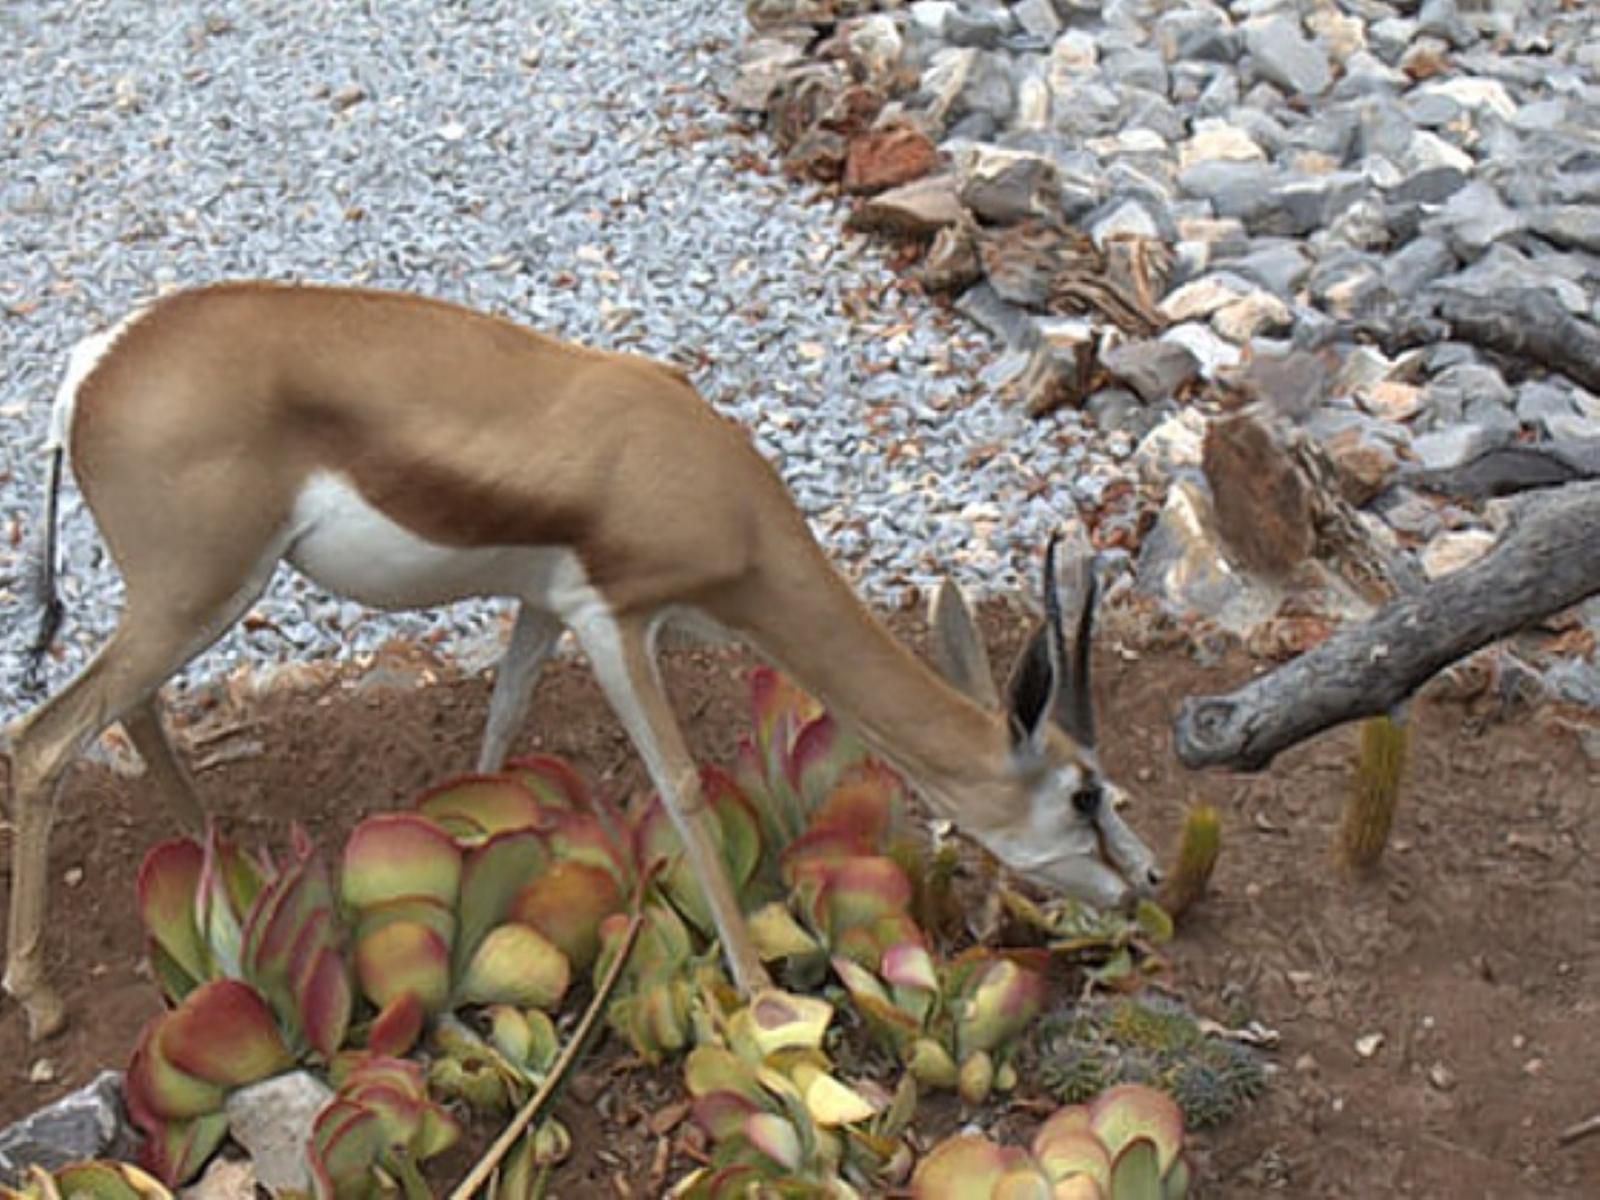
[6,981,69,1042]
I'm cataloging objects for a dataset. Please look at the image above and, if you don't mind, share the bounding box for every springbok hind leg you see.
[121,699,206,832]
[573,612,771,997]
[477,604,564,773]
[3,619,208,1039]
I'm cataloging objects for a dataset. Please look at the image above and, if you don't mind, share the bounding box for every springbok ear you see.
[1003,535,1068,750]
[1051,541,1100,751]
[929,579,1001,710]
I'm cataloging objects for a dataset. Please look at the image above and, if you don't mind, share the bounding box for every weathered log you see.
[1173,480,1600,771]
[1435,289,1600,395]
[1401,438,1600,500]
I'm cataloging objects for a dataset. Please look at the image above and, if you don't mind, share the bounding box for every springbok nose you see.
[1141,865,1164,892]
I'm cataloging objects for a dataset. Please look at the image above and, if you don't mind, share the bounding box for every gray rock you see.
[1433,243,1592,314]
[1383,235,1459,298]
[1226,241,1313,297]
[1425,364,1520,438]
[1010,0,1061,41]
[1532,206,1600,255]
[1389,166,1470,206]
[1260,173,1369,238]
[1403,90,1463,129]
[1411,422,1515,472]
[1103,48,1170,96]
[0,1071,137,1185]
[1155,10,1241,64]
[1368,18,1420,66]
[958,145,1059,223]
[943,7,1009,49]
[1090,197,1163,246]
[1177,160,1281,222]
[955,281,1039,349]
[1355,96,1420,162]
[847,174,964,236]
[1546,412,1600,442]
[1417,0,1479,50]
[1424,182,1527,260]
[1101,339,1202,404]
[1087,387,1165,439]
[1515,380,1580,434]
[1244,16,1333,98]
[1310,253,1387,320]
[226,1071,336,1195]
[1545,659,1600,713]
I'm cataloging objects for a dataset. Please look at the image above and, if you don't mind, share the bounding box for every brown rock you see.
[847,174,964,236]
[921,218,982,293]
[767,65,846,151]
[1324,427,1400,506]
[977,219,1089,308]
[1202,409,1317,578]
[783,127,848,182]
[844,125,939,194]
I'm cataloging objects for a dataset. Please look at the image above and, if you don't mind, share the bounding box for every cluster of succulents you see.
[95,664,1240,1196]
[911,1084,1192,1200]
[673,986,919,1198]
[1029,995,1267,1131]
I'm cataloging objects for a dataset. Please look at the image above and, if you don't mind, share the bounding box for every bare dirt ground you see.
[3,600,1597,1197]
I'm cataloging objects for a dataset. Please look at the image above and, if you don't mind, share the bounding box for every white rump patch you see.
[48,306,151,454]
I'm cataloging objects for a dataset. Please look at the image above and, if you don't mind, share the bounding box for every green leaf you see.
[137,838,208,999]
[341,814,462,912]
[1108,1137,1161,1200]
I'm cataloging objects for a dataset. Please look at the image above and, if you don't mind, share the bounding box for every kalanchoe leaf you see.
[414,774,546,844]
[955,958,1047,1060]
[1087,1085,1185,1177]
[799,1070,879,1128]
[353,916,452,1014]
[195,827,266,983]
[732,990,834,1059]
[1108,1137,1161,1200]
[958,1050,995,1106]
[503,753,592,811]
[543,809,632,890]
[308,1099,385,1200]
[813,857,914,943]
[742,1112,804,1172]
[367,992,426,1059]
[341,813,462,912]
[992,1166,1055,1200]
[748,902,822,962]
[909,1133,1019,1199]
[136,1111,230,1189]
[1055,1177,1107,1200]
[47,1162,173,1200]
[904,1038,960,1090]
[880,942,937,992]
[830,956,891,1007]
[1163,1154,1192,1199]
[808,767,903,848]
[125,1021,226,1123]
[453,828,550,979]
[691,1091,764,1144]
[137,838,209,1000]
[787,714,867,808]
[1134,900,1174,946]
[509,859,623,973]
[455,922,571,1011]
[703,765,764,891]
[241,841,344,1052]
[685,1045,766,1107]
[156,979,294,1089]
[1032,1121,1111,1189]
[288,919,353,1061]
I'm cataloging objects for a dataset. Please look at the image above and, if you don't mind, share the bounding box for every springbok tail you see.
[24,445,66,690]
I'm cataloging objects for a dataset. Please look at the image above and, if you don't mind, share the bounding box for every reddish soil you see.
[2,601,1597,1197]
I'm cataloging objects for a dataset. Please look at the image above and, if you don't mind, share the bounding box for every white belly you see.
[284,472,578,611]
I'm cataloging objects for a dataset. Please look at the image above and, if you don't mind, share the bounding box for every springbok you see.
[3,282,1161,1040]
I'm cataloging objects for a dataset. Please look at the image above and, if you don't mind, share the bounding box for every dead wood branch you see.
[1174,480,1600,771]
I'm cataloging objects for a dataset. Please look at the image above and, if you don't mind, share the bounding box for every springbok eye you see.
[1072,781,1103,817]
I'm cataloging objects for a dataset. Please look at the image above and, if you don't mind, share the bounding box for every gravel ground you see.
[0,0,1125,725]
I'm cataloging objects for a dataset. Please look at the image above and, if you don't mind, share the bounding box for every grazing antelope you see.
[3,282,1161,1040]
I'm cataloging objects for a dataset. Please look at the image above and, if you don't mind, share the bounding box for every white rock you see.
[1050,29,1099,76]
[1420,77,1517,121]
[1161,322,1242,378]
[909,1,957,36]
[225,1072,336,1195]
[1421,529,1497,580]
[1405,130,1476,175]
[1180,121,1266,168]
[1161,276,1248,322]
[847,14,903,82]
[1213,291,1292,342]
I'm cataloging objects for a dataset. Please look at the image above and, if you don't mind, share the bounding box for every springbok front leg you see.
[477,604,564,773]
[572,609,771,996]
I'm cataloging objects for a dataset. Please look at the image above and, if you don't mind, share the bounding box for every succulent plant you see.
[1341,713,1408,870]
[674,987,902,1199]
[1030,996,1267,1131]
[0,1162,174,1200]
[999,886,1173,993]
[1158,806,1221,922]
[310,1054,462,1200]
[911,1084,1192,1200]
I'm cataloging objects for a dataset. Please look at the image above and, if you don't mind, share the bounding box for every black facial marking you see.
[1072,779,1104,819]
